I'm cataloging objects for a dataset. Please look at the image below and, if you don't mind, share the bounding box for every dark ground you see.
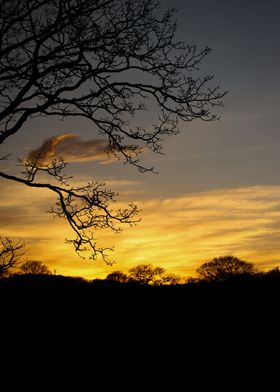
[1,274,280,380]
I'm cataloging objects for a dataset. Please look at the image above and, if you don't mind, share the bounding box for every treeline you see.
[102,256,280,285]
[1,257,280,294]
[1,236,280,288]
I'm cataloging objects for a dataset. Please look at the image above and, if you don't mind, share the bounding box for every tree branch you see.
[0,0,226,262]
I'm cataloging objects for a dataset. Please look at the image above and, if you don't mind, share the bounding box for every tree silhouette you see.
[20,260,51,275]
[0,236,27,278]
[0,0,225,261]
[128,263,180,285]
[196,255,257,282]
[263,267,280,280]
[106,271,129,283]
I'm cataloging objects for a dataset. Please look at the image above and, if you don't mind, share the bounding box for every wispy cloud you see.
[186,144,280,161]
[1,181,280,278]
[26,133,115,164]
[163,145,280,163]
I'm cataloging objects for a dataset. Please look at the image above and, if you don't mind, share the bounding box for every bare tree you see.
[154,270,181,285]
[0,236,27,278]
[20,260,51,274]
[0,0,225,262]
[196,256,257,282]
[128,263,180,285]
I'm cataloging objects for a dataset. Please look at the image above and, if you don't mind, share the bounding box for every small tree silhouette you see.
[106,271,129,283]
[196,256,257,282]
[128,263,180,285]
[20,260,51,275]
[263,267,280,280]
[0,236,27,278]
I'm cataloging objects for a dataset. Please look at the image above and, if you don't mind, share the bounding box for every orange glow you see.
[1,180,280,279]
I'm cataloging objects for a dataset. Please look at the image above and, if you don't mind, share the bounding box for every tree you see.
[106,271,129,283]
[20,260,51,274]
[196,256,257,282]
[264,267,280,280]
[128,263,180,285]
[0,0,225,262]
[0,236,27,278]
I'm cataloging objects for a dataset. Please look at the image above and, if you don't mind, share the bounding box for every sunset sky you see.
[1,0,280,279]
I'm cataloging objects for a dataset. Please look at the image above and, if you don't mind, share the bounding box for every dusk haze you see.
[1,0,280,280]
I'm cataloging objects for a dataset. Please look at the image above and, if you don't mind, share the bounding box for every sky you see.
[1,0,280,279]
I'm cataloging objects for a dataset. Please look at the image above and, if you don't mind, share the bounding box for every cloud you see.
[113,185,280,274]
[26,133,114,164]
[157,145,280,164]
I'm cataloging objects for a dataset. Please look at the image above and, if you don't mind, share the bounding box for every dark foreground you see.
[1,274,280,375]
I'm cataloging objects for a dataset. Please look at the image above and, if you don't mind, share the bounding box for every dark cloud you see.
[27,133,114,164]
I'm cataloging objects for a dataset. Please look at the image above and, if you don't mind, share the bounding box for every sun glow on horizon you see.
[1,180,280,279]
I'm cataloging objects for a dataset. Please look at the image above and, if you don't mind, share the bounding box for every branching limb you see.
[0,0,226,263]
[0,157,139,262]
[0,0,226,171]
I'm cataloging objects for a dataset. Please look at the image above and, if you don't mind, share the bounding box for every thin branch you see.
[0,0,226,262]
